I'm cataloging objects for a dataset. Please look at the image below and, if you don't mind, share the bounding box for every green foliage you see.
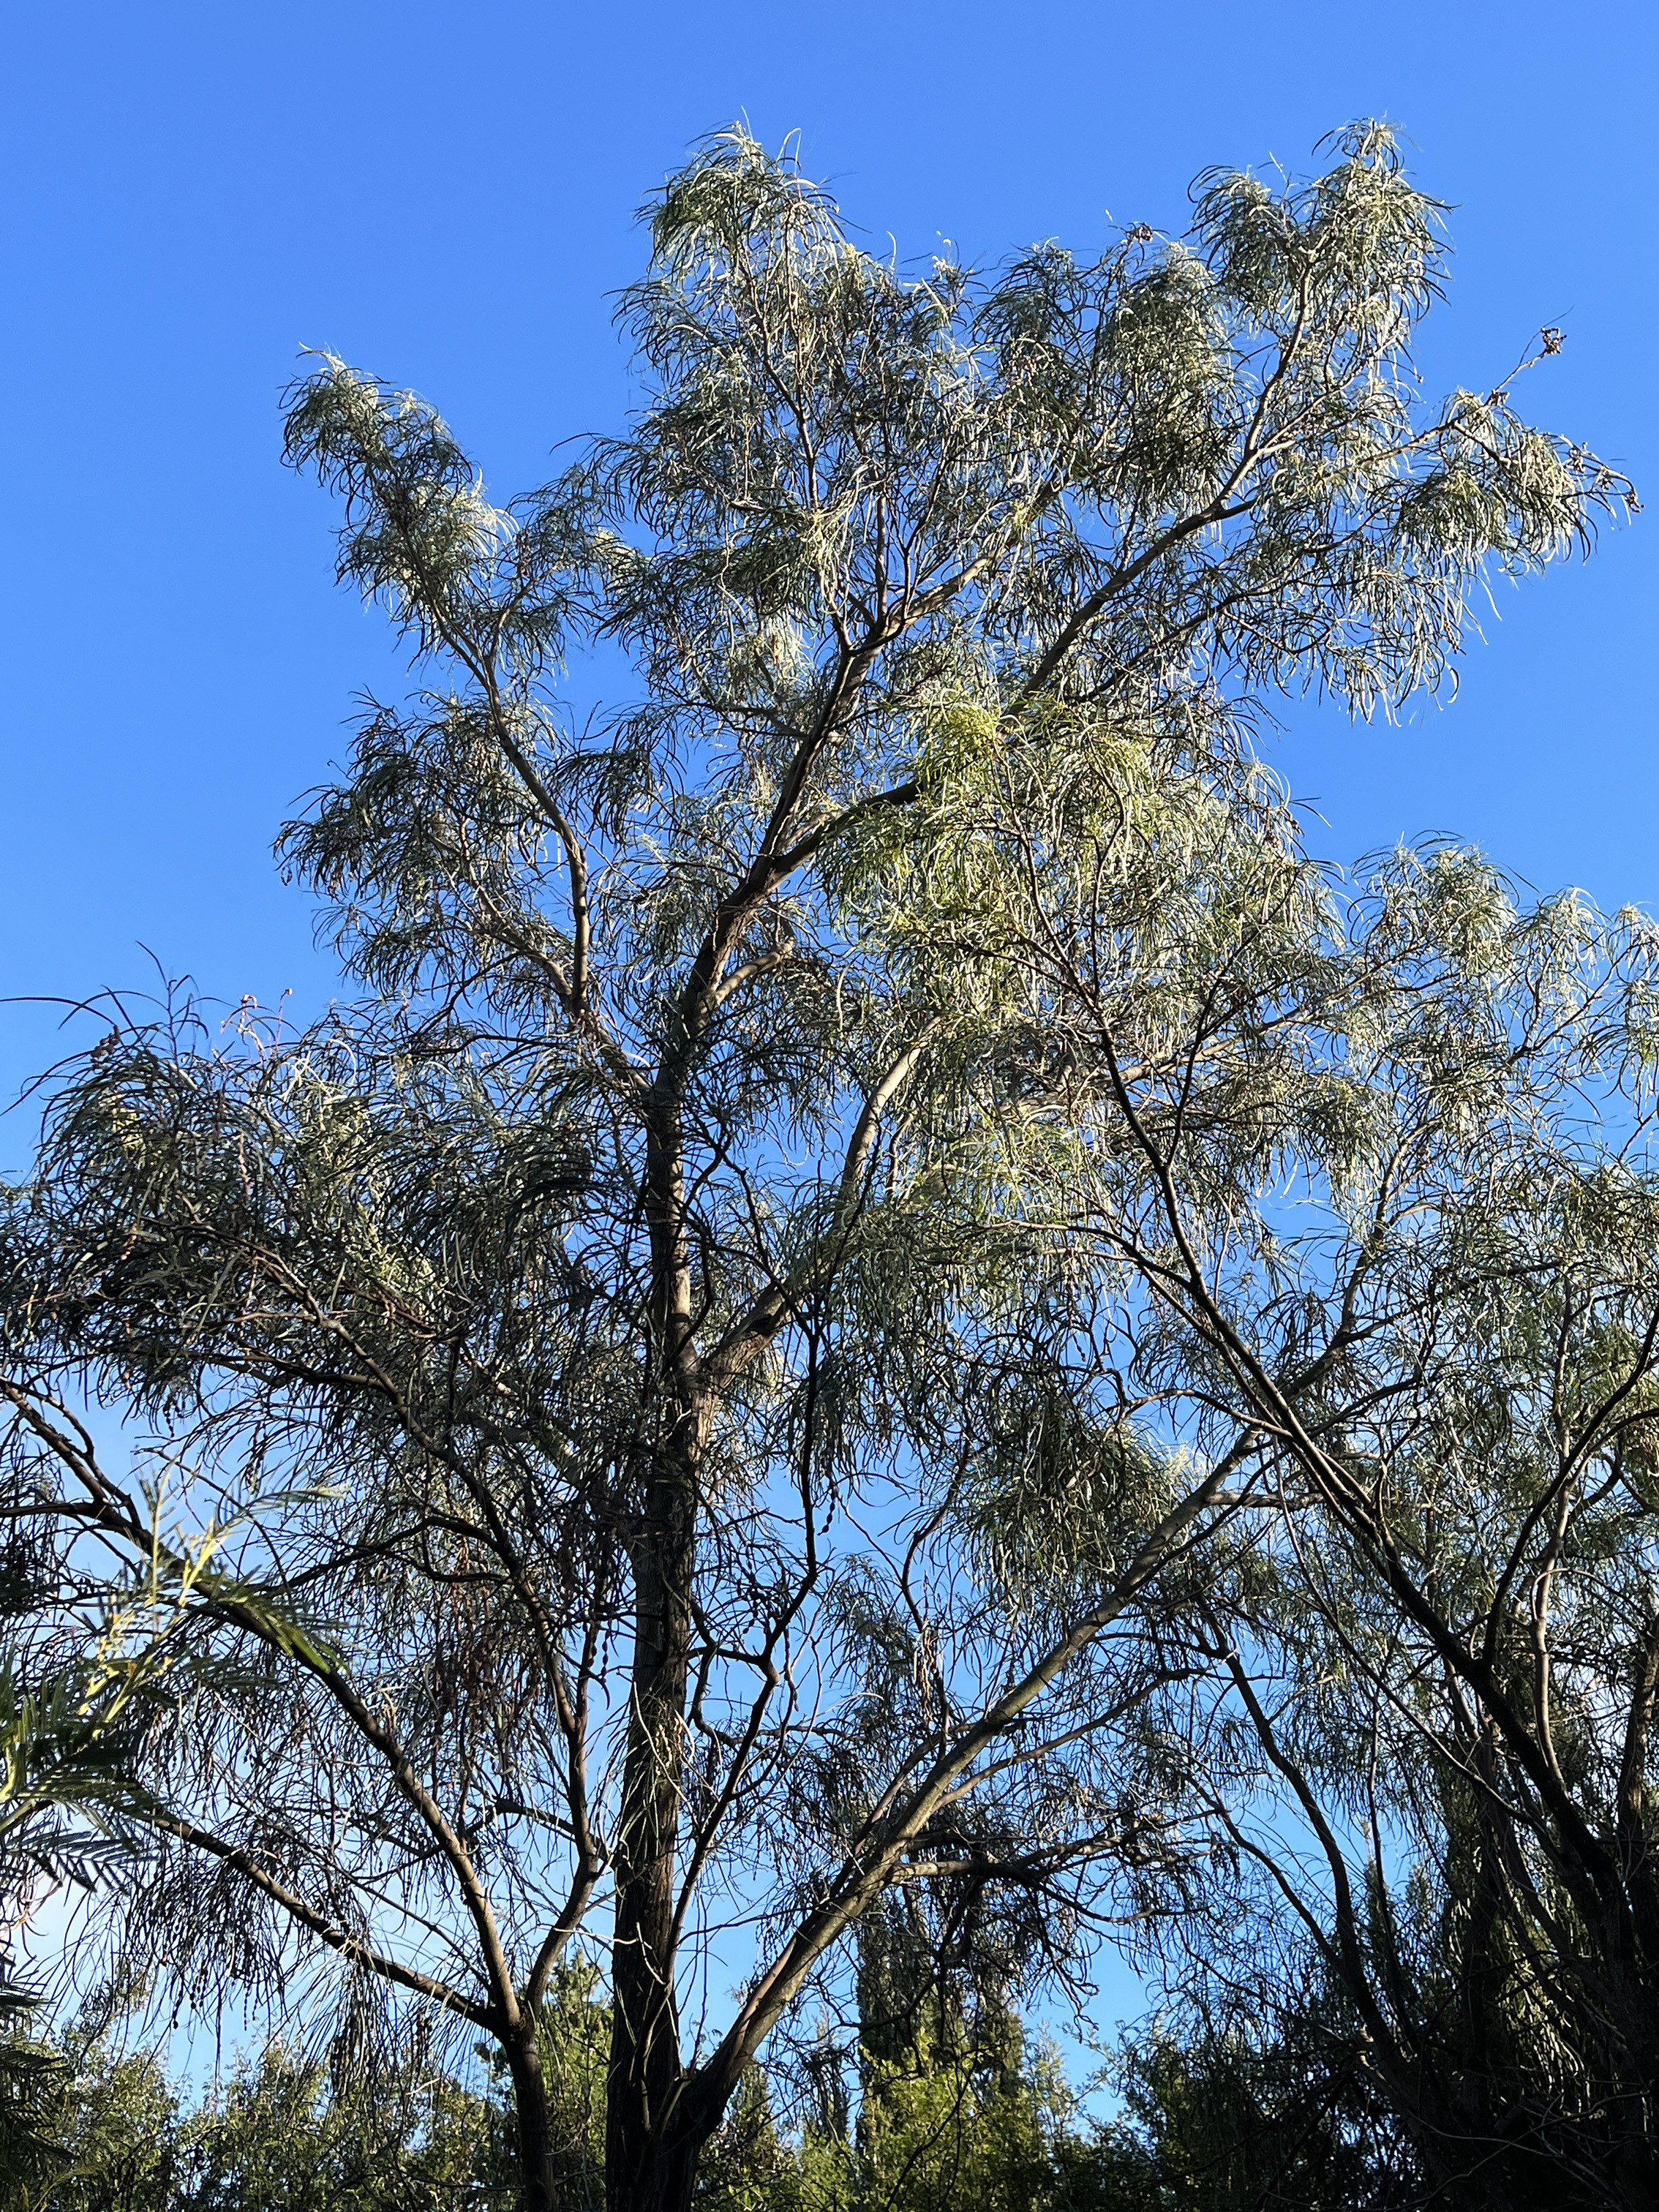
[180,2041,500,2212]
[692,2069,810,2212]
[0,2014,508,2212]
[526,1963,609,2212]
[855,2030,1060,2212]
[1102,2025,1413,2211]
[0,1990,1075,2212]
[0,116,1638,2212]
[0,2008,71,2208]
[34,2037,179,2212]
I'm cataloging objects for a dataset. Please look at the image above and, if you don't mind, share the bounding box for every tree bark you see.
[601,1072,708,2212]
[508,2018,562,2212]
[606,1447,698,2212]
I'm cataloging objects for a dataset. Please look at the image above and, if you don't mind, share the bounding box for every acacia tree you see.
[1093,932,1659,2212]
[0,124,1628,2212]
[905,799,1659,2200]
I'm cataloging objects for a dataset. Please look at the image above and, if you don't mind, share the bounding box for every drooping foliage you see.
[0,121,1638,2212]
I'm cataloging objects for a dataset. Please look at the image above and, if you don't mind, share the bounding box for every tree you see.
[0,1994,510,2212]
[850,1900,1060,2212]
[0,120,1627,2212]
[1113,1066,1659,2208]
[1092,2017,1416,2211]
[887,706,1659,2193]
[176,2034,503,2212]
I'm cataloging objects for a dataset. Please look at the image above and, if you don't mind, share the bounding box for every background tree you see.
[1086,2016,1416,2211]
[0,1997,509,2212]
[0,121,1627,2212]
[847,1899,1063,2212]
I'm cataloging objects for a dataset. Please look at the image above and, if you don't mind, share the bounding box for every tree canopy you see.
[0,121,1644,2212]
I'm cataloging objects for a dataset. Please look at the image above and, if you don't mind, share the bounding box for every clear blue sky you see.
[1,0,1653,1136]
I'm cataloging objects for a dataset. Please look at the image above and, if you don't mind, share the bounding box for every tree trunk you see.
[607,1449,698,2212]
[508,2020,562,2212]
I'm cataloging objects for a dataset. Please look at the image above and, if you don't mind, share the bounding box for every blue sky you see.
[4,0,1652,2066]
[2,0,1653,1146]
